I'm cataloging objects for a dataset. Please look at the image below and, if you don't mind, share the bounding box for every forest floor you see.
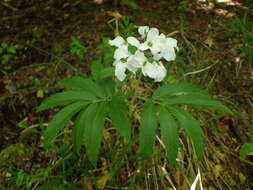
[0,0,253,189]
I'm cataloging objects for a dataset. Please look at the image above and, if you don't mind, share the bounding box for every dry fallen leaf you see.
[92,0,103,4]
[107,10,123,19]
[204,37,214,47]
[97,172,111,189]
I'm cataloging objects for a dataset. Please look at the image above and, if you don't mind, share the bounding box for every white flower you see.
[139,30,178,62]
[113,51,147,81]
[142,62,157,77]
[138,26,149,39]
[161,37,178,62]
[114,60,127,81]
[109,26,178,82]
[139,28,161,55]
[127,37,140,48]
[109,36,130,61]
[109,36,125,48]
[126,51,147,73]
[114,45,130,60]
[110,36,141,61]
[153,62,167,82]
[142,61,167,82]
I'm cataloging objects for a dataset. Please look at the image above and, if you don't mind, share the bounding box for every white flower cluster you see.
[109,26,178,82]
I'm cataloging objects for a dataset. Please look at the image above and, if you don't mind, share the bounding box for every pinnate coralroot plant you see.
[37,26,232,166]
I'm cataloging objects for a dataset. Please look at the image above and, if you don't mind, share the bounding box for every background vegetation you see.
[0,0,253,189]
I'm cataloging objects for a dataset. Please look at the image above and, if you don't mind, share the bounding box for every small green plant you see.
[121,0,139,9]
[226,18,245,37]
[240,32,253,64]
[118,16,137,37]
[226,12,253,64]
[240,138,253,158]
[177,0,191,12]
[4,167,51,190]
[0,42,18,71]
[38,26,232,167]
[70,36,87,61]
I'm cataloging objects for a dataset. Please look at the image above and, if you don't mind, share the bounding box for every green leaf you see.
[58,77,105,98]
[166,93,232,114]
[240,143,253,158]
[72,109,87,152]
[167,106,204,160]
[44,102,87,149]
[128,44,137,54]
[109,96,130,140]
[97,67,115,80]
[91,58,114,81]
[159,106,179,164]
[98,78,115,97]
[96,37,115,65]
[153,82,232,114]
[91,59,104,80]
[37,91,96,112]
[2,42,8,49]
[153,82,209,100]
[121,0,139,9]
[83,102,107,167]
[139,101,157,158]
[8,47,16,54]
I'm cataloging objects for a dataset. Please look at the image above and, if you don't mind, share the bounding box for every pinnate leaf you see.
[166,93,232,114]
[44,102,87,149]
[109,96,130,140]
[83,102,107,167]
[73,110,87,152]
[167,106,204,160]
[159,106,179,164]
[153,82,232,114]
[37,91,96,112]
[139,101,157,158]
[58,76,105,98]
[153,82,209,99]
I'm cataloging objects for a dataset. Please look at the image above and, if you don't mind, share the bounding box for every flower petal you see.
[153,52,163,61]
[138,26,149,39]
[127,37,140,48]
[142,62,167,82]
[109,36,125,48]
[139,42,149,51]
[154,62,167,82]
[126,51,147,73]
[166,37,178,49]
[114,45,130,60]
[142,62,157,78]
[147,28,159,42]
[115,61,127,81]
[163,49,176,62]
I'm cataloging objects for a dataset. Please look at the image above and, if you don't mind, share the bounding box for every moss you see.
[0,143,33,168]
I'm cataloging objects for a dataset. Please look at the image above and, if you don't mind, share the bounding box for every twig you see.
[184,60,219,76]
